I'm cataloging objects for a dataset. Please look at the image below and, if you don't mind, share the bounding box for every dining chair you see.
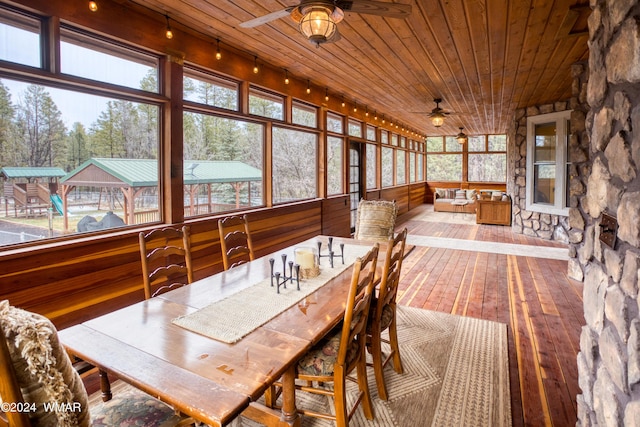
[139,225,193,300]
[367,227,408,400]
[218,215,255,270]
[284,243,380,427]
[353,199,397,242]
[0,300,194,427]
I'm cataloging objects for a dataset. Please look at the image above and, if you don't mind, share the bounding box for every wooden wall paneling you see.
[409,183,427,210]
[380,186,410,215]
[321,196,350,238]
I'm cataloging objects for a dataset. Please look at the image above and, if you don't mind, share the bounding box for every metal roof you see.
[61,158,262,187]
[0,166,67,179]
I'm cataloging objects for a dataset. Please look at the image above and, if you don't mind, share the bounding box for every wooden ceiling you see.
[125,0,590,136]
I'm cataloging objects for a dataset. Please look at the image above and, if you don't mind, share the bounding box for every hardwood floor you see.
[395,205,582,427]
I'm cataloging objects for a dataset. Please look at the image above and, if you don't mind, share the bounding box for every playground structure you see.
[1,167,67,218]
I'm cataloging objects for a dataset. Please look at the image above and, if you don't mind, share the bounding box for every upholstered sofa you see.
[433,188,477,214]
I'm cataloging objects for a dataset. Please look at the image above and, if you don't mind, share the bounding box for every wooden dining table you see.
[58,235,379,427]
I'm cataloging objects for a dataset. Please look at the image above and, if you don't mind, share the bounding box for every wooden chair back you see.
[367,227,408,400]
[338,243,379,369]
[218,215,255,270]
[139,225,193,300]
[0,322,31,427]
[376,227,407,319]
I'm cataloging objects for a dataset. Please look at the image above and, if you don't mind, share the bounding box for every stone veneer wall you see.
[508,73,589,244]
[577,1,640,426]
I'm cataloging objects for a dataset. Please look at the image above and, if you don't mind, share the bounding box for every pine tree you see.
[14,84,66,167]
[0,80,16,166]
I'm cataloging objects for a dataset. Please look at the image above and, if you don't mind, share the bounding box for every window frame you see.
[525,110,571,216]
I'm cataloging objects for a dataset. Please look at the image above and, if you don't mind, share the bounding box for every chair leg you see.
[388,316,404,374]
[357,356,374,420]
[370,328,389,401]
[333,367,348,427]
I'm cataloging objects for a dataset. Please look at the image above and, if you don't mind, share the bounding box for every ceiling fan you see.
[427,98,454,128]
[239,0,412,47]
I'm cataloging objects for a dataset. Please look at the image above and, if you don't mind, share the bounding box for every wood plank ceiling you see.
[125,0,590,136]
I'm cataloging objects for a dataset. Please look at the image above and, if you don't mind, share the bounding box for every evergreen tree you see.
[0,80,16,166]
[14,84,66,167]
[66,122,89,170]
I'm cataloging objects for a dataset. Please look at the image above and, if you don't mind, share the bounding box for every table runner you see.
[172,243,372,343]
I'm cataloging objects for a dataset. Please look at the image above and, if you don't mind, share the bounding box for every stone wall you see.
[507,98,586,243]
[577,1,640,426]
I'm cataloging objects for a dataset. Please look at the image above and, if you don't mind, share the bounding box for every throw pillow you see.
[435,188,446,198]
[444,188,457,199]
[454,190,466,200]
[0,300,91,427]
[466,189,477,201]
[354,199,397,242]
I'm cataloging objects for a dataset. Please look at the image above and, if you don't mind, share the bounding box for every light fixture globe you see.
[430,112,445,127]
[430,98,446,127]
[298,5,340,46]
[456,127,468,143]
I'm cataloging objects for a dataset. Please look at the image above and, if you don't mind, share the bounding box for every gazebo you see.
[60,158,262,231]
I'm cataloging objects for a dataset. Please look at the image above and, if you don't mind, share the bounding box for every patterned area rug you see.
[233,306,511,427]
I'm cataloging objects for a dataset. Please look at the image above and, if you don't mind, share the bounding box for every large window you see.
[249,88,283,120]
[61,28,158,92]
[184,68,238,110]
[348,119,362,138]
[381,146,394,187]
[468,135,507,182]
[327,112,343,134]
[0,12,162,247]
[183,112,264,216]
[292,102,317,127]
[366,144,377,190]
[272,127,317,203]
[526,111,571,215]
[396,149,406,184]
[327,136,343,195]
[426,136,462,181]
[0,8,40,67]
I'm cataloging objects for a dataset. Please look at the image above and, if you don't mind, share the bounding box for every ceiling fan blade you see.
[327,26,342,43]
[339,1,412,18]
[239,8,293,28]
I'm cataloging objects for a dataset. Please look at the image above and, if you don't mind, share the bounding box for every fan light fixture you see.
[165,15,173,39]
[297,5,343,47]
[456,127,468,144]
[89,1,98,12]
[430,98,446,127]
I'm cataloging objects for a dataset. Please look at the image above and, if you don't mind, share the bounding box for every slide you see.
[50,194,65,216]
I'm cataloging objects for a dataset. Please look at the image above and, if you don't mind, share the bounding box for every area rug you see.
[233,305,512,427]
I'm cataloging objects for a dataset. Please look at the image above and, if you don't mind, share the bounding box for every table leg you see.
[242,365,300,427]
[280,364,300,426]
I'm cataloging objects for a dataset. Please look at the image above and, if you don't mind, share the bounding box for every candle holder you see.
[269,254,300,293]
[317,237,344,268]
[294,247,320,278]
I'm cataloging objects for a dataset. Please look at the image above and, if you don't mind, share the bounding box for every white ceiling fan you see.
[239,0,412,47]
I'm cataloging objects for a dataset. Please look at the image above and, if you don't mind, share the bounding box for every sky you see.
[1,21,152,128]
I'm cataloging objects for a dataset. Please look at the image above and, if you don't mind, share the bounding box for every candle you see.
[295,247,316,269]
